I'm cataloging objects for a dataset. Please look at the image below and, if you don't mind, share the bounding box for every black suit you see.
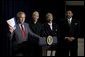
[42,23,60,37]
[29,21,42,56]
[42,23,60,56]
[60,18,80,56]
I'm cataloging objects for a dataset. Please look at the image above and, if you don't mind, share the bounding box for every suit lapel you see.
[17,24,22,38]
[47,23,53,31]
[23,23,28,35]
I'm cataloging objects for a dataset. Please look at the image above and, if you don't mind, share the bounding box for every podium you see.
[39,36,58,46]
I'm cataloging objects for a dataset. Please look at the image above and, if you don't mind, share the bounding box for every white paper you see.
[7,17,16,29]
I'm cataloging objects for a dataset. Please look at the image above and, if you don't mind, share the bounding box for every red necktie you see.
[21,24,26,40]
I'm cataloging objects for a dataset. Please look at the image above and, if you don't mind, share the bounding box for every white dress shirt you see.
[48,22,53,30]
[19,24,25,31]
[67,17,72,24]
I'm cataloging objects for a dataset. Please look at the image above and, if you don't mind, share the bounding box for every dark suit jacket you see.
[42,23,60,46]
[29,21,42,45]
[29,21,42,36]
[63,18,80,39]
[60,18,80,47]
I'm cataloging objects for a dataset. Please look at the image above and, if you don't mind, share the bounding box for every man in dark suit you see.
[8,11,42,56]
[61,10,80,56]
[42,13,60,56]
[29,11,42,56]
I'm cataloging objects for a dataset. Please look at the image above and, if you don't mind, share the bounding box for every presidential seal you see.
[47,35,53,45]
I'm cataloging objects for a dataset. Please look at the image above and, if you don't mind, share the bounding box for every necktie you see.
[21,24,26,40]
[68,19,72,37]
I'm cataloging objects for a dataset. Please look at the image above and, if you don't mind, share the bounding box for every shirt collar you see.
[48,22,52,26]
[70,17,72,21]
[67,17,72,21]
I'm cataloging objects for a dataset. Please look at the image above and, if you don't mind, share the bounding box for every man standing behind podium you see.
[8,11,42,56]
[42,13,60,56]
[62,10,80,56]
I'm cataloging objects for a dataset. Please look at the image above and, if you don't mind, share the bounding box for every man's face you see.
[46,13,53,22]
[19,14,26,24]
[66,11,73,18]
[32,12,39,22]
